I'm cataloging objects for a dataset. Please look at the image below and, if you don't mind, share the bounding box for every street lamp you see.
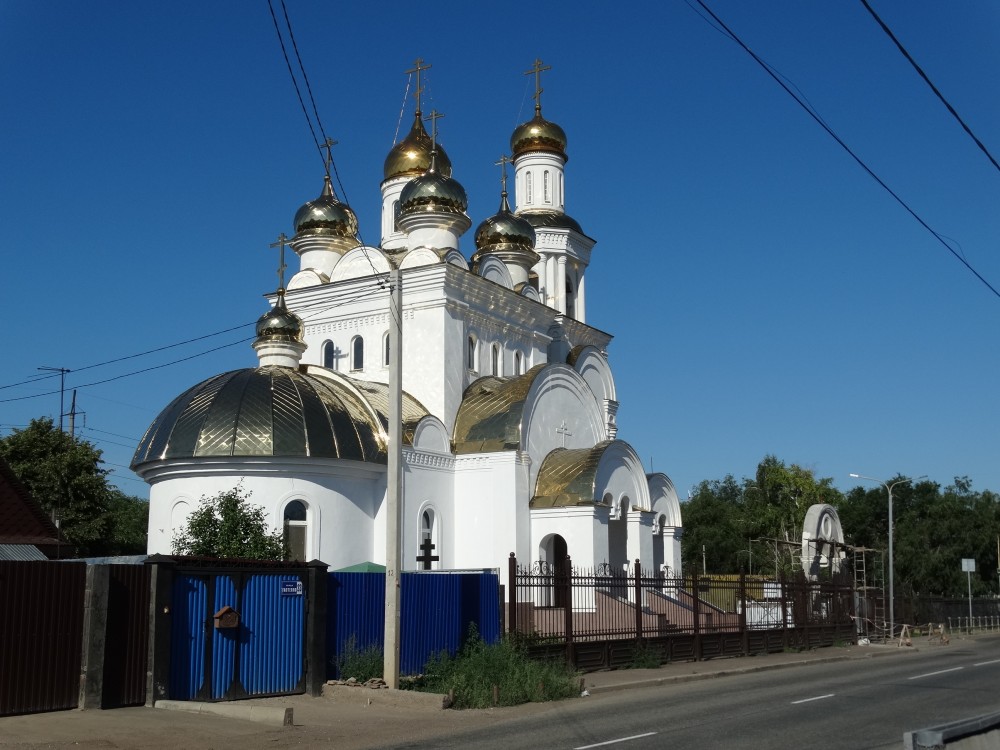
[849,472,922,641]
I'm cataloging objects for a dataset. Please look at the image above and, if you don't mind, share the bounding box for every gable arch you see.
[570,345,616,404]
[647,473,682,528]
[476,256,513,289]
[329,246,391,282]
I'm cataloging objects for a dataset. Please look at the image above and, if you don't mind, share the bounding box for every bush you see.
[337,636,383,682]
[420,629,579,709]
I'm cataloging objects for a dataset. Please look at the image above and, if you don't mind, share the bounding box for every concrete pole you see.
[383,267,403,689]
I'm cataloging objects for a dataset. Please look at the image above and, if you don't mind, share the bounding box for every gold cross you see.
[494,154,512,195]
[406,57,432,114]
[269,233,289,293]
[424,109,445,151]
[319,137,338,175]
[525,58,551,114]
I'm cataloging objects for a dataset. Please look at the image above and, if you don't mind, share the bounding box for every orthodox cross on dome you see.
[525,58,552,114]
[416,536,439,570]
[319,137,338,178]
[556,420,572,447]
[494,154,512,196]
[406,57,432,115]
[424,109,445,169]
[269,233,289,294]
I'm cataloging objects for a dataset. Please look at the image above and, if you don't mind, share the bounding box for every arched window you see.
[284,500,308,562]
[382,331,391,367]
[543,171,550,203]
[491,344,501,376]
[392,199,400,221]
[565,276,575,319]
[322,340,335,369]
[351,335,364,371]
[525,173,533,204]
[559,173,564,206]
[514,351,522,376]
[419,509,438,570]
[467,335,477,372]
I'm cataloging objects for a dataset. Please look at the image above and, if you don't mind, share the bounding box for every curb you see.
[154,700,293,726]
[585,647,917,695]
[324,684,450,710]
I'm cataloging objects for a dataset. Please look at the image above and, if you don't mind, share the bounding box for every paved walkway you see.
[0,640,936,750]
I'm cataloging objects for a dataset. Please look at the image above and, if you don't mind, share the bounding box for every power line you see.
[692,0,1000,301]
[860,0,1000,176]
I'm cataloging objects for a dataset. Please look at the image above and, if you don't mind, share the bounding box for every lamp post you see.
[849,472,919,641]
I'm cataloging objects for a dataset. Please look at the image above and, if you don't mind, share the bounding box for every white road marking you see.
[908,666,963,680]
[791,693,834,704]
[973,659,1000,667]
[575,732,658,749]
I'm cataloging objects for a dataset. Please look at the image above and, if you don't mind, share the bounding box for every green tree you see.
[173,486,284,560]
[0,417,147,556]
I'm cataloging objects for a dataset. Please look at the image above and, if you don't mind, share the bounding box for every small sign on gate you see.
[281,579,303,596]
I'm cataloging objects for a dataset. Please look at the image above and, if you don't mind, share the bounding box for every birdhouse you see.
[213,605,239,630]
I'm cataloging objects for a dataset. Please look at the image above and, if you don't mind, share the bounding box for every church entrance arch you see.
[538,533,570,608]
[608,497,629,573]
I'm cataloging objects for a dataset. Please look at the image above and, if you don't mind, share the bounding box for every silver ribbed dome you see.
[398,169,468,216]
[131,367,409,466]
[254,297,302,343]
[474,193,536,253]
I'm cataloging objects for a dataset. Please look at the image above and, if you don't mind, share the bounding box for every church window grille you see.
[284,500,308,562]
[322,340,335,369]
[526,173,533,204]
[491,344,501,376]
[543,171,550,203]
[351,335,364,371]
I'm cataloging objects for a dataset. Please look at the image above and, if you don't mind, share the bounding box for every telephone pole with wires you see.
[37,366,70,431]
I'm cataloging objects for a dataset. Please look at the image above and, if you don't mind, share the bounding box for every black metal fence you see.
[507,555,856,671]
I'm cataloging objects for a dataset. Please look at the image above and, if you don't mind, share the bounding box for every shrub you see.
[337,636,383,682]
[420,628,579,709]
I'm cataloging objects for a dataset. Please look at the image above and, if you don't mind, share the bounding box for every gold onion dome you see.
[398,165,468,216]
[383,113,453,181]
[474,193,536,255]
[293,176,359,238]
[255,296,303,343]
[510,111,567,160]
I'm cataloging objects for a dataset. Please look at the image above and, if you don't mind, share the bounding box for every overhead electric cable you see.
[692,0,1000,300]
[860,0,1000,176]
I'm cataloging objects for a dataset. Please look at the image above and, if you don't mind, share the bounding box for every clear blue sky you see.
[2,2,998,502]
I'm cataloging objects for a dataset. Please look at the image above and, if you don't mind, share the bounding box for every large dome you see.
[131,367,426,467]
[383,113,453,181]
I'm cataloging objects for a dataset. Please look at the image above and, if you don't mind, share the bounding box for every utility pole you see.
[383,265,403,689]
[38,366,70,431]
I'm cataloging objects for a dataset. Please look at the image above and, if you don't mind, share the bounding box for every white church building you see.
[132,62,683,585]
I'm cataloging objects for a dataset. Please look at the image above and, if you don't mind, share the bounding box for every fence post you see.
[305,560,329,696]
[634,559,643,641]
[691,571,701,661]
[144,555,176,707]
[739,571,748,656]
[779,571,789,651]
[508,553,517,635]
[79,564,110,710]
[563,556,574,667]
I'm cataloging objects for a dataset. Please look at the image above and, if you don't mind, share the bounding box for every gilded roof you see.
[293,176,359,238]
[520,210,586,236]
[131,366,427,468]
[383,113,453,181]
[531,441,614,508]
[452,365,546,454]
[510,112,568,159]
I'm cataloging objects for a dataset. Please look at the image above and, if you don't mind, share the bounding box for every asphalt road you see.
[384,639,1000,750]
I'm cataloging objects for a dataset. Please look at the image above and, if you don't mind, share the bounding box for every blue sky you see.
[2,1,998,502]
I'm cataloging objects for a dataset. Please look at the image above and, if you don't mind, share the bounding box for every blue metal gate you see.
[169,569,306,701]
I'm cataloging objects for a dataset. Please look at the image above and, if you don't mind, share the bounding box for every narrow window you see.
[559,173,564,206]
[418,509,438,570]
[284,500,308,562]
[492,344,501,376]
[322,340,335,369]
[383,331,391,367]
[543,171,550,203]
[514,351,522,375]
[351,336,364,371]
[467,335,477,371]
[526,173,533,204]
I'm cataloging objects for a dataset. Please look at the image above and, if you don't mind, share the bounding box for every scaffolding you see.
[852,546,886,641]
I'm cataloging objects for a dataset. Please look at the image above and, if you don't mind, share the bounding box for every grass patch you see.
[419,629,580,709]
[626,639,662,669]
[337,636,383,681]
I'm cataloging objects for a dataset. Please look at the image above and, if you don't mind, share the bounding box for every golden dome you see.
[293,176,359,238]
[473,193,537,256]
[383,113,453,181]
[254,296,302,343]
[398,168,468,216]
[510,111,567,160]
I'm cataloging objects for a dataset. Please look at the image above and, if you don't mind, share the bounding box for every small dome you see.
[474,194,536,253]
[511,112,567,160]
[384,113,453,181]
[520,209,586,236]
[255,296,302,343]
[293,176,359,238]
[398,169,468,216]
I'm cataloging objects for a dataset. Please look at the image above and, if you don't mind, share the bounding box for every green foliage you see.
[0,417,148,556]
[626,639,662,669]
[172,486,284,560]
[337,636,383,682]
[420,630,579,708]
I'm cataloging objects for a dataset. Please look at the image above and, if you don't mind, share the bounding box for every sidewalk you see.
[0,640,930,750]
